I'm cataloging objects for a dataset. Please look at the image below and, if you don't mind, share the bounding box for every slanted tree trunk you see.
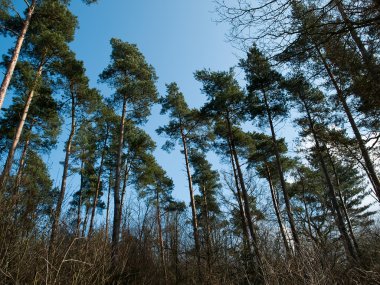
[325,149,360,254]
[179,127,201,276]
[156,188,167,285]
[301,96,358,263]
[0,0,36,111]
[333,0,376,72]
[0,63,43,190]
[314,45,380,204]
[262,91,300,250]
[88,125,109,237]
[49,89,76,255]
[13,126,32,197]
[265,164,291,254]
[112,97,127,263]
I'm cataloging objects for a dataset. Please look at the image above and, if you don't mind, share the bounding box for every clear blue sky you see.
[66,0,244,203]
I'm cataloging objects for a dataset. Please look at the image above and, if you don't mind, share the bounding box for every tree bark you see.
[0,63,43,190]
[49,88,76,255]
[262,90,300,250]
[0,0,36,111]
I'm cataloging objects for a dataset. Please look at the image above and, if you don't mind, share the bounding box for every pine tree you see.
[99,38,157,263]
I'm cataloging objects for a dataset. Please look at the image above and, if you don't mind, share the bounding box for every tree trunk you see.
[88,126,110,237]
[180,128,201,276]
[76,158,85,237]
[0,0,36,111]
[226,113,265,277]
[13,129,32,196]
[82,205,89,237]
[301,96,358,262]
[334,0,375,71]
[0,63,43,190]
[325,149,360,254]
[262,90,300,250]
[156,188,167,285]
[105,170,112,242]
[49,90,76,255]
[315,46,380,203]
[119,165,129,228]
[112,97,127,263]
[265,164,291,254]
[227,138,251,251]
[201,186,213,278]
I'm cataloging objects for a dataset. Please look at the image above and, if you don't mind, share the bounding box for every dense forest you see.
[0,0,380,284]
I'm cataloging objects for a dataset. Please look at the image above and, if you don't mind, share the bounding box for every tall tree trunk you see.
[112,97,127,262]
[226,113,265,277]
[156,188,167,285]
[49,90,76,255]
[265,164,291,254]
[315,46,380,203]
[76,158,85,237]
[88,126,109,237]
[179,128,201,276]
[119,165,129,228]
[105,170,112,242]
[0,63,43,190]
[0,0,36,111]
[325,149,360,254]
[201,186,213,278]
[227,138,251,251]
[297,170,317,245]
[13,127,32,198]
[12,131,31,225]
[82,205,89,237]
[301,96,358,262]
[262,90,300,250]
[333,0,375,71]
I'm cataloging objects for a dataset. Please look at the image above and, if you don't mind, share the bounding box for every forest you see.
[0,0,380,284]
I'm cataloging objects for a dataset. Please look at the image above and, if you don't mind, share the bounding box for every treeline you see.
[0,0,379,284]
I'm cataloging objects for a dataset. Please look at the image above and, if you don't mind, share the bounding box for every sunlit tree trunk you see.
[1,63,43,190]
[0,0,36,111]
[180,127,201,276]
[112,97,127,262]
[88,126,110,237]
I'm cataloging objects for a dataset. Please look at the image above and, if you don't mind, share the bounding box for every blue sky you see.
[64,0,245,203]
